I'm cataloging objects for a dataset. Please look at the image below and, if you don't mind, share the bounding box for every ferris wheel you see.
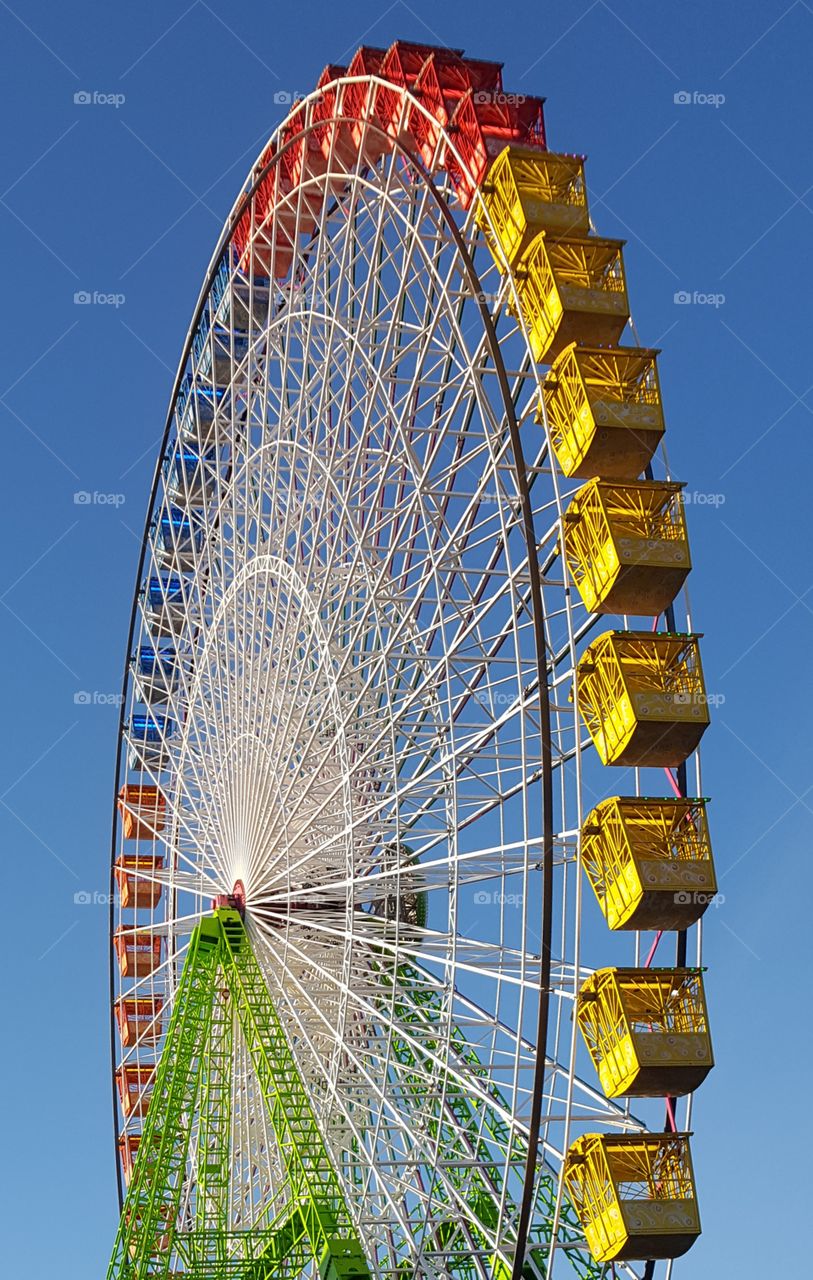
[107,41,718,1280]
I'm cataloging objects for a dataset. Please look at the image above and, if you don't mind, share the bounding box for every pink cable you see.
[644,930,663,966]
[664,766,682,798]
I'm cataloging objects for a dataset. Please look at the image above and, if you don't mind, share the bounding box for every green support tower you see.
[108,911,373,1280]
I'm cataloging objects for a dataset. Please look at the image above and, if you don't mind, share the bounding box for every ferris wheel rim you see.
[108,91,559,1247]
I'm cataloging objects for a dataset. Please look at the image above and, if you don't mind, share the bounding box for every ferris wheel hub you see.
[212,879,245,916]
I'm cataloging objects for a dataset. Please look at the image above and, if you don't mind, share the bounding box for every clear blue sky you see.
[0,1,808,1275]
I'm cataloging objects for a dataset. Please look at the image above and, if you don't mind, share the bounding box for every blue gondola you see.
[128,711,172,768]
[185,385,225,424]
[147,576,184,611]
[137,645,176,677]
[169,445,219,506]
[130,712,173,743]
[195,323,249,387]
[178,383,229,449]
[157,508,203,570]
[216,249,272,321]
[232,271,271,328]
[135,646,180,704]
[145,575,189,638]
[128,712,174,771]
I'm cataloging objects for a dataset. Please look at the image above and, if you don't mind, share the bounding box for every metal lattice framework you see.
[108,41,711,1280]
